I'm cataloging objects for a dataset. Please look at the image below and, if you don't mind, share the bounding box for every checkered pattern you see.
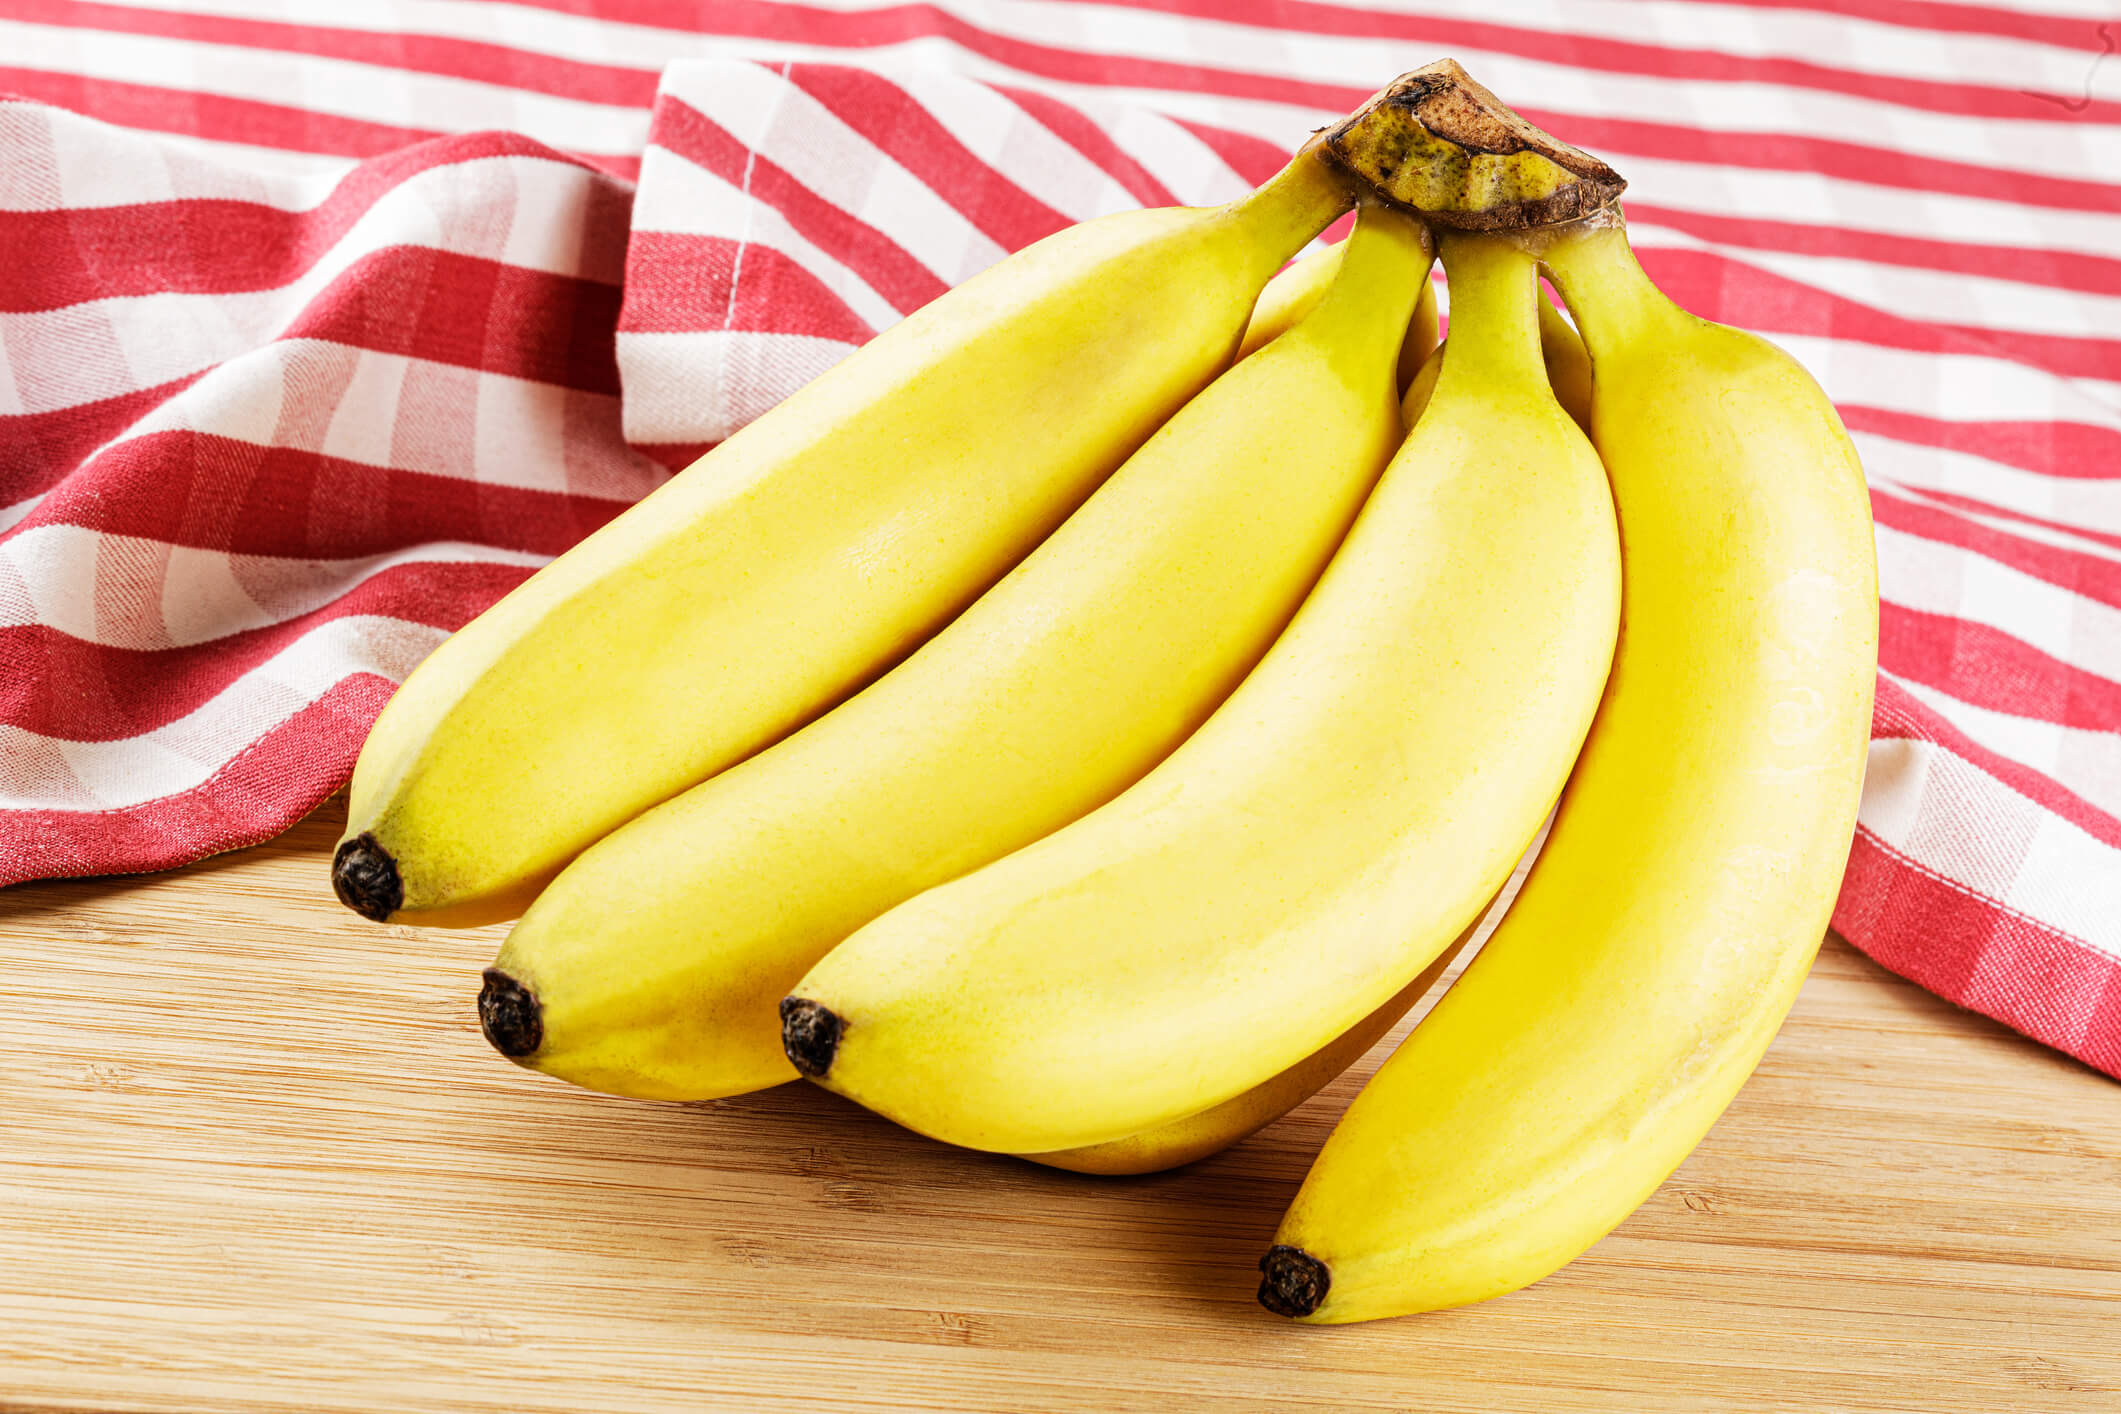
[2,3,2117,1080]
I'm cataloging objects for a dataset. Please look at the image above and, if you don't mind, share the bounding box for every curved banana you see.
[331,153,1350,926]
[784,231,1619,1156]
[1026,914,1482,1176]
[477,204,1432,1100]
[1238,241,1440,381]
[1259,215,1877,1324]
[1537,294,1594,431]
[1401,291,1590,434]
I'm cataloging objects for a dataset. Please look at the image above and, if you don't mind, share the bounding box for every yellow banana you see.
[331,152,1350,926]
[1401,290,1590,433]
[1027,913,1482,1176]
[784,231,1619,1156]
[1538,293,1595,431]
[1238,241,1440,379]
[1259,215,1877,1324]
[477,204,1432,1099]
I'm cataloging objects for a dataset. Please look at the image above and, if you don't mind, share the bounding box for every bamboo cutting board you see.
[5,798,2118,1413]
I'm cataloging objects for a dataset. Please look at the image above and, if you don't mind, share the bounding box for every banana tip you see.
[479,968,543,1058]
[779,997,842,1078]
[1257,1245,1330,1319]
[331,832,402,922]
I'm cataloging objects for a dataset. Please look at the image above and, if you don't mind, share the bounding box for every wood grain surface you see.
[5,797,2118,1413]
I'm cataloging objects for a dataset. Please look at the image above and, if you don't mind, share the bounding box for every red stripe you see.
[1083,0,2121,123]
[0,560,535,742]
[993,83,1178,208]
[1879,601,2121,735]
[1627,200,2121,301]
[1872,676,2121,851]
[0,674,390,888]
[1638,245,2121,384]
[620,233,878,346]
[22,429,637,557]
[26,0,2121,222]
[5,0,660,120]
[1572,109,2121,218]
[1840,405,2121,485]
[1,373,205,508]
[784,65,1075,253]
[1731,0,2108,52]
[1171,117,1287,188]
[634,441,714,470]
[0,67,441,160]
[1871,486,2121,616]
[0,131,630,314]
[1908,488,2121,555]
[0,71,638,182]
[274,246,623,395]
[1836,829,2121,1080]
[651,96,949,317]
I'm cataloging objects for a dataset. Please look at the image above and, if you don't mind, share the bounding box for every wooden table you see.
[6,798,2118,1412]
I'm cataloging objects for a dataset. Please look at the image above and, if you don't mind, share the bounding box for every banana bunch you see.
[332,59,1876,1323]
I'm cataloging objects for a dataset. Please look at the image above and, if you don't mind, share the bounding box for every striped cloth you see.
[1,3,2115,1081]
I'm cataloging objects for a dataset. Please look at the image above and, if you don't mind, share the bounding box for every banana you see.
[1025,913,1482,1176]
[1237,241,1440,382]
[783,231,1619,1156]
[1538,293,1595,431]
[1401,291,1590,433]
[476,203,1433,1099]
[330,152,1350,926]
[1258,214,1877,1324]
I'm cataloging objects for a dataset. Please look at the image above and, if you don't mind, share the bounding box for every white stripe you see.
[0,97,355,212]
[616,327,858,446]
[1875,521,2121,682]
[1859,733,2121,960]
[1875,475,2121,566]
[0,613,450,810]
[0,154,621,417]
[1614,152,2121,267]
[886,67,1142,222]
[632,143,903,332]
[0,525,547,649]
[0,18,653,158]
[1769,332,2121,431]
[0,496,40,535]
[658,61,1007,288]
[1856,430,2121,534]
[1886,668,2121,819]
[1952,0,2121,18]
[2012,806,2121,959]
[1627,216,2121,344]
[122,126,366,186]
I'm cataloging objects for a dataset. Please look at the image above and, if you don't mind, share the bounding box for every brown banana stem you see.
[1319,59,1625,231]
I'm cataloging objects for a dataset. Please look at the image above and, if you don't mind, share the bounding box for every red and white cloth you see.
[2,3,2116,1080]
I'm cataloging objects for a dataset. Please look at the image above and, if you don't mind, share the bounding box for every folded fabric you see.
[1,11,2116,1083]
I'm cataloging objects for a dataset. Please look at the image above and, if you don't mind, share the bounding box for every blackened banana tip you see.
[331,832,402,922]
[1257,1245,1331,1319]
[480,968,543,1058]
[779,997,842,1078]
